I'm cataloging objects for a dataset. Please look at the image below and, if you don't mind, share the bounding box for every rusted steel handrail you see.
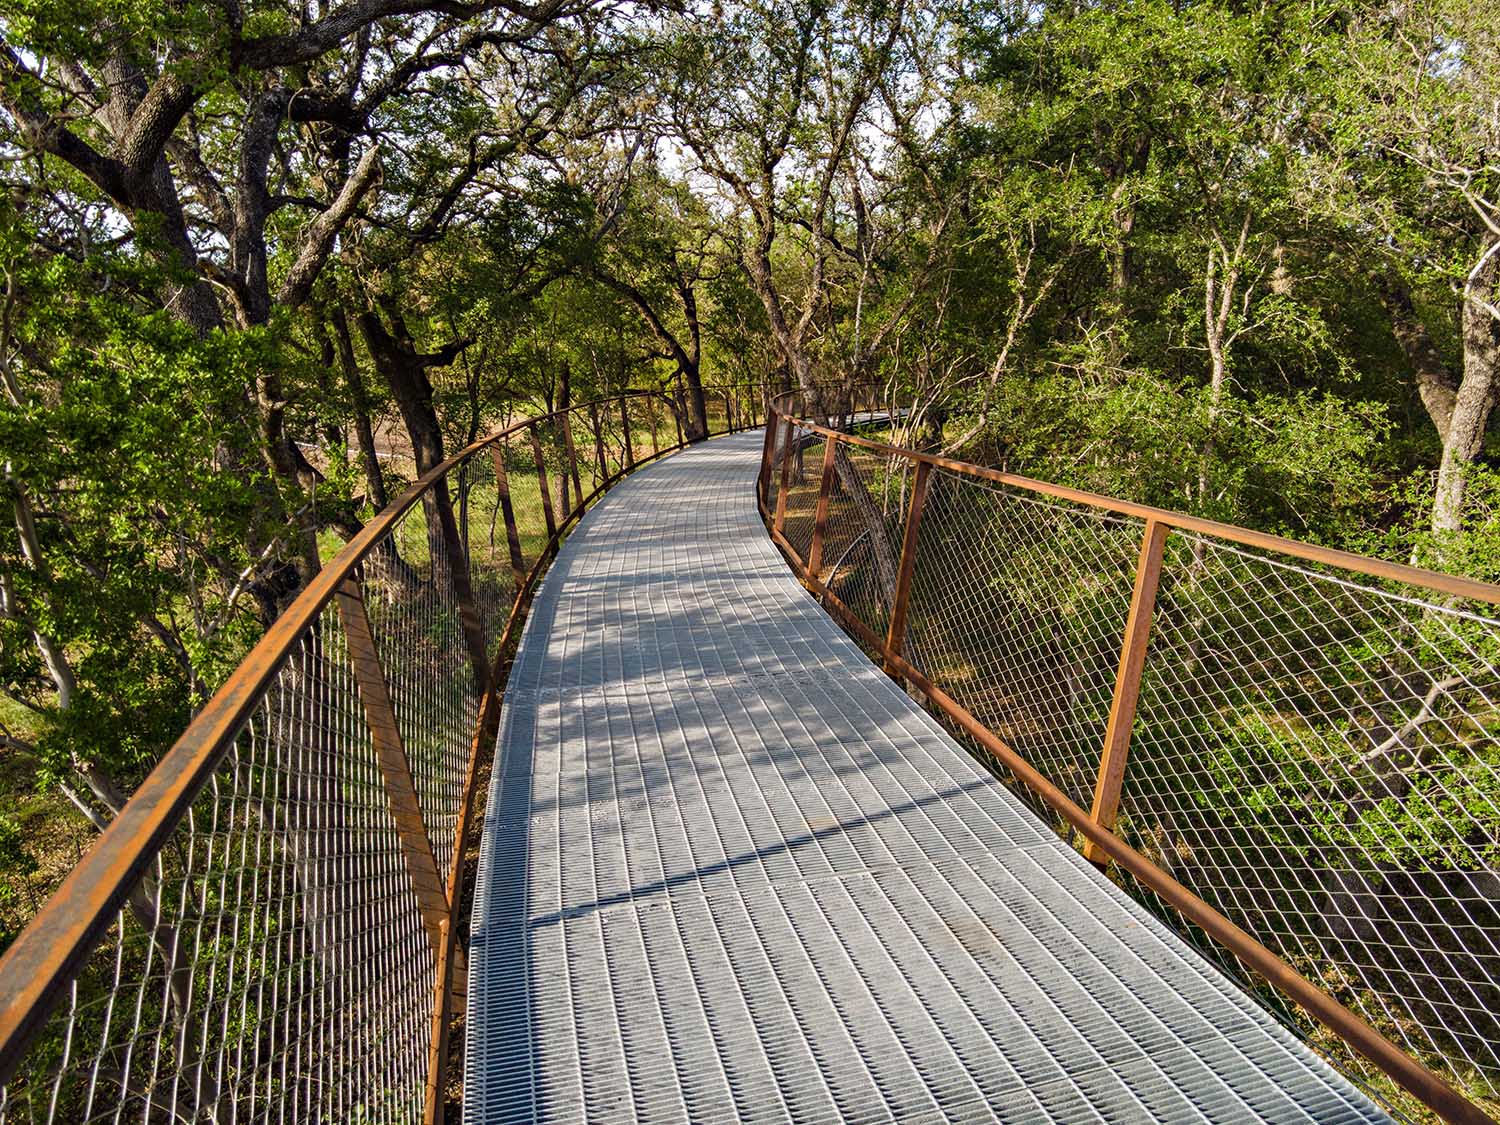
[0,427,488,1085]
[0,381,765,1123]
[765,385,1500,1125]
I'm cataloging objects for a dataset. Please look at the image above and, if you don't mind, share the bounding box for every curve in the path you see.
[465,431,1390,1124]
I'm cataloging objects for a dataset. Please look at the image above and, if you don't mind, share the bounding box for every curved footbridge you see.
[465,432,1389,1124]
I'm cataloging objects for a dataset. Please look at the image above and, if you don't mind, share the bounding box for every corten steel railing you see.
[761,384,1500,1125]
[0,381,767,1125]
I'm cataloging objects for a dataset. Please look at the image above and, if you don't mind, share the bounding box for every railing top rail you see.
[0,385,698,1079]
[771,387,1500,608]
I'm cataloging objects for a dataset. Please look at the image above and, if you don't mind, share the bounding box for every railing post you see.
[490,442,525,588]
[530,426,558,540]
[883,459,933,676]
[335,578,452,961]
[1082,518,1170,866]
[758,407,779,506]
[806,437,840,580]
[672,378,687,446]
[560,411,584,517]
[588,401,608,486]
[774,416,796,535]
[619,397,634,468]
[424,916,452,1125]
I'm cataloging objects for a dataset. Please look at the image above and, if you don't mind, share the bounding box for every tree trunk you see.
[330,307,389,511]
[681,285,709,440]
[1197,231,1241,517]
[356,303,488,682]
[328,307,420,589]
[356,307,446,472]
[357,307,450,586]
[1108,135,1150,296]
[1379,273,1459,438]
[1432,237,1500,539]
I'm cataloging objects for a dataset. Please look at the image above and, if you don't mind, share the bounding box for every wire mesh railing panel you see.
[544,417,578,532]
[701,392,729,437]
[497,436,546,575]
[0,609,434,1124]
[816,441,910,652]
[740,387,762,431]
[600,398,632,482]
[0,388,763,1125]
[364,504,483,890]
[777,429,824,563]
[1119,534,1500,1101]
[906,470,1142,815]
[453,452,512,668]
[584,406,604,490]
[764,427,783,520]
[636,396,654,463]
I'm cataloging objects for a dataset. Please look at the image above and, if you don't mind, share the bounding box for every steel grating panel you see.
[466,433,1392,1124]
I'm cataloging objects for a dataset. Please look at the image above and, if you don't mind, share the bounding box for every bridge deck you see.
[465,432,1389,1124]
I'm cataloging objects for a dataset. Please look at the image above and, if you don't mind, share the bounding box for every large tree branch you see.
[232,0,577,71]
[0,44,133,205]
[357,24,541,116]
[286,89,363,131]
[277,145,382,308]
[595,270,692,372]
[1378,271,1458,437]
[230,87,294,323]
[418,335,475,369]
[166,132,234,230]
[117,71,198,176]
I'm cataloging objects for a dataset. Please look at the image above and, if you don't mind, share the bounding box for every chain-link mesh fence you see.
[0,493,472,1124]
[907,472,1143,818]
[761,388,1500,1122]
[0,386,759,1124]
[1118,534,1500,1109]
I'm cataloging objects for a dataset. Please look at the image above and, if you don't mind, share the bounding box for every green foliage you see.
[969,364,1391,541]
[0,206,275,792]
[4,0,211,60]
[0,814,36,949]
[1356,466,1500,585]
[2,0,1499,1108]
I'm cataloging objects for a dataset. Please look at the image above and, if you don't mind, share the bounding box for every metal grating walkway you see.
[465,432,1391,1124]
